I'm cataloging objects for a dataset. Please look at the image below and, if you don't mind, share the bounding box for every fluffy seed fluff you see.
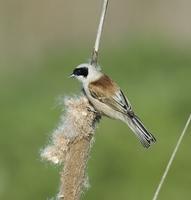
[41,95,98,164]
[41,95,100,200]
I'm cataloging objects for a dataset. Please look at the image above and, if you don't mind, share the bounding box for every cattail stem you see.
[58,135,93,200]
[41,96,100,200]
[91,0,109,66]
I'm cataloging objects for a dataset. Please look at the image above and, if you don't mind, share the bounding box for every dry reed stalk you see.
[91,0,108,66]
[41,96,100,200]
[152,114,191,200]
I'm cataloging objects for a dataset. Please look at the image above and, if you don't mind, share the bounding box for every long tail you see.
[125,113,156,148]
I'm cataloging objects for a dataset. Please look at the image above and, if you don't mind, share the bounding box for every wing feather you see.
[88,75,132,115]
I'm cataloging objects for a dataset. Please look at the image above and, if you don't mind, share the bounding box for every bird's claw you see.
[87,106,98,114]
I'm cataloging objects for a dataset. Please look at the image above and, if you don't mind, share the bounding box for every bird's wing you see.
[112,89,132,113]
[89,81,132,115]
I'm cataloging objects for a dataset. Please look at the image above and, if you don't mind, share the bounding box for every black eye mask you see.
[73,67,88,77]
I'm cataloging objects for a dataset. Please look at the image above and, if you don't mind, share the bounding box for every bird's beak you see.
[69,73,75,78]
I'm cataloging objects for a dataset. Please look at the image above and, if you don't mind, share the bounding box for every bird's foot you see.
[87,106,98,114]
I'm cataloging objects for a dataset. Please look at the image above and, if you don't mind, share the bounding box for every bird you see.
[70,63,156,148]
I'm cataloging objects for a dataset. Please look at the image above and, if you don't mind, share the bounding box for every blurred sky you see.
[0,1,191,200]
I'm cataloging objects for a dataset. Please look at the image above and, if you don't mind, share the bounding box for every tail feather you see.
[125,114,156,148]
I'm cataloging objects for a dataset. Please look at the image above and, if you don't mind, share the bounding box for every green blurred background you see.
[0,0,191,199]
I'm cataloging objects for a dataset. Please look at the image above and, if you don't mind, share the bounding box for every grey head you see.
[70,63,102,84]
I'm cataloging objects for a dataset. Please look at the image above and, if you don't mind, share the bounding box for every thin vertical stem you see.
[91,0,109,66]
[152,114,191,200]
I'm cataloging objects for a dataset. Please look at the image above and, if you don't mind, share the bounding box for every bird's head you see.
[70,63,102,84]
